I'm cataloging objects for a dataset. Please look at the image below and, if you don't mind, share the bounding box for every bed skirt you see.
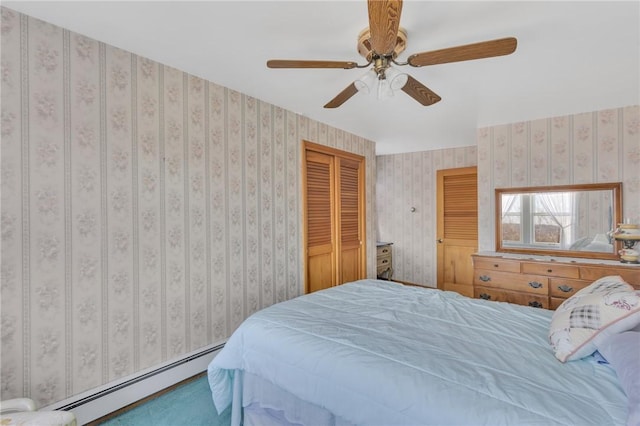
[232,370,354,426]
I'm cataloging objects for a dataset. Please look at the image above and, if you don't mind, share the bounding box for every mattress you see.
[208,279,628,425]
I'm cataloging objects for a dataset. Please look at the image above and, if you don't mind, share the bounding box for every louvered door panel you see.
[443,173,478,240]
[305,151,335,292]
[339,158,363,284]
[307,161,332,248]
[340,159,360,245]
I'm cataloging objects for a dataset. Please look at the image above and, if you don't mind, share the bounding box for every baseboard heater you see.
[43,342,225,425]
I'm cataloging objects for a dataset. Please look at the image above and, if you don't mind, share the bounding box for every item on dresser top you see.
[613,224,640,264]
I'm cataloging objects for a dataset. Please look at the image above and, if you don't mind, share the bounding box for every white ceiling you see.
[4,1,639,155]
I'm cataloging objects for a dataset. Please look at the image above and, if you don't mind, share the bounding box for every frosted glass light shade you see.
[377,78,394,100]
[354,70,377,93]
[385,67,408,91]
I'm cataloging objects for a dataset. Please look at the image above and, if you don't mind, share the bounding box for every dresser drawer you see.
[376,245,392,257]
[473,257,521,273]
[474,270,548,295]
[377,256,391,272]
[550,297,567,310]
[580,266,640,284]
[549,277,591,299]
[475,286,549,309]
[377,252,391,264]
[521,262,580,279]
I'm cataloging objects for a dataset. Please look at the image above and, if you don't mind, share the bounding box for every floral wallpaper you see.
[478,106,640,251]
[376,147,477,286]
[376,106,639,287]
[0,8,377,407]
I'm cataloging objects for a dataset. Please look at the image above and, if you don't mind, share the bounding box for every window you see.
[501,194,522,243]
[501,192,574,248]
[532,192,573,245]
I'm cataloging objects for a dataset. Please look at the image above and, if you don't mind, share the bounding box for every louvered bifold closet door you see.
[338,158,363,284]
[305,151,336,293]
[443,173,478,240]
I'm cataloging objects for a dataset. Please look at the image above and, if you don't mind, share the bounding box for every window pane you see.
[502,216,521,242]
[533,216,561,243]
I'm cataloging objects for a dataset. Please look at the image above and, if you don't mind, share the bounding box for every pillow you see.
[548,275,640,362]
[569,236,591,250]
[595,331,640,426]
[581,241,614,252]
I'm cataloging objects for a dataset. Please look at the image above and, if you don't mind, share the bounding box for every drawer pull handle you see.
[547,269,553,273]
[528,281,543,289]
[479,275,491,282]
[528,301,543,308]
[382,249,389,253]
[493,264,499,268]
[380,259,388,265]
[558,284,573,293]
[479,293,491,300]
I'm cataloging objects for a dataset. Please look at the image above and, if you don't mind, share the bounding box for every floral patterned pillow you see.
[548,275,640,362]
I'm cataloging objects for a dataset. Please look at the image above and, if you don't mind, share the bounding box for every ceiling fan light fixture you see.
[354,69,377,93]
[356,66,407,100]
[385,66,408,91]
[377,78,394,100]
[268,1,517,109]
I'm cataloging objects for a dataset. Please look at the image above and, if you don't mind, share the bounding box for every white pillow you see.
[548,276,640,362]
[595,331,640,426]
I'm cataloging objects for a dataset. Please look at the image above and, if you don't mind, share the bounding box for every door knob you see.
[437,239,443,243]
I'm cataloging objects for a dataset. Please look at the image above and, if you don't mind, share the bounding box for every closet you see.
[303,141,366,293]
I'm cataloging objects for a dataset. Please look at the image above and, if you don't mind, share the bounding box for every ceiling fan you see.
[267,0,517,108]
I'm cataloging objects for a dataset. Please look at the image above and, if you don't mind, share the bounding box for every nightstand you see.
[376,242,393,280]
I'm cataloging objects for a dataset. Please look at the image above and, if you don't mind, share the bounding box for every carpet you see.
[99,375,230,426]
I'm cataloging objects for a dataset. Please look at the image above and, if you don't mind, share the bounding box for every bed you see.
[207,279,638,425]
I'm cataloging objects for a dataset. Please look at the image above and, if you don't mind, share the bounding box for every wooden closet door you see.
[338,158,364,284]
[305,151,336,293]
[436,166,478,297]
[303,142,366,293]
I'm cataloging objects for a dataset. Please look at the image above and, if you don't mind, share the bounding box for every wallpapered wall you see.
[376,147,477,286]
[0,8,377,406]
[478,106,640,251]
[376,105,640,287]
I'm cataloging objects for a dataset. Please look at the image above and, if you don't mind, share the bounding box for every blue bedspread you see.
[208,279,627,425]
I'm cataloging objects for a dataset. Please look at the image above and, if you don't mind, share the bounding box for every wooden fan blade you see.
[267,60,358,69]
[367,0,403,55]
[324,83,359,108]
[401,75,441,106]
[407,37,517,67]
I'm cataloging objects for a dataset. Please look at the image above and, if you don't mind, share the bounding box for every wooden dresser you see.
[472,253,640,310]
[376,242,393,280]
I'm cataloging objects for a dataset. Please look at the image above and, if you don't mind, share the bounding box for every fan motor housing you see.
[357,27,408,61]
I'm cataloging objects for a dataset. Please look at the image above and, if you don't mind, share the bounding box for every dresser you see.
[472,253,640,309]
[376,242,393,280]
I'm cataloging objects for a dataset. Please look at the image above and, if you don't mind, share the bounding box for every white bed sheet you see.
[208,279,628,425]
